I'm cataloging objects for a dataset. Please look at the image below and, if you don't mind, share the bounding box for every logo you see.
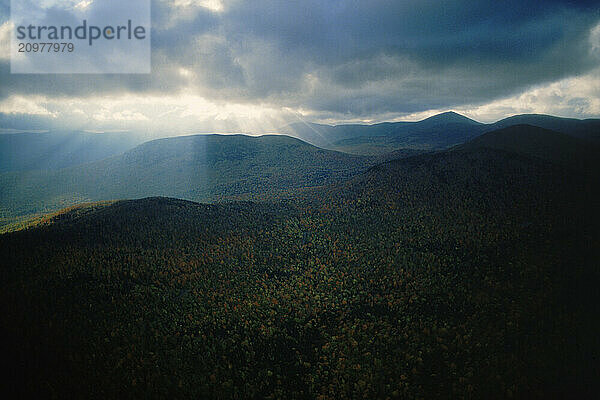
[11,0,151,74]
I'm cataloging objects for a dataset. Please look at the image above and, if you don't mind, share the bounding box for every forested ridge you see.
[0,134,375,221]
[1,133,599,398]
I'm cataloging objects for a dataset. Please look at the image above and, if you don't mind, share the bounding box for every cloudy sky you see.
[0,0,599,135]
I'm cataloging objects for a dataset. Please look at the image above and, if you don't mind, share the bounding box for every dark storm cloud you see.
[1,0,599,117]
[214,0,599,114]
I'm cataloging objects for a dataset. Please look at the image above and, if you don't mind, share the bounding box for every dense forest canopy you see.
[1,124,599,398]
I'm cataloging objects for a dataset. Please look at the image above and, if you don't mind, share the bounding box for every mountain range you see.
[2,111,598,173]
[1,113,599,227]
[0,134,373,221]
[281,111,600,154]
[1,116,598,398]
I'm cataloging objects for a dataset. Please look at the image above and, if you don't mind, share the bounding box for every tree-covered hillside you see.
[458,124,600,173]
[0,134,375,221]
[1,135,598,398]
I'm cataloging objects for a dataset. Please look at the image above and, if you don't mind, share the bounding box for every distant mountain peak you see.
[420,111,482,125]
